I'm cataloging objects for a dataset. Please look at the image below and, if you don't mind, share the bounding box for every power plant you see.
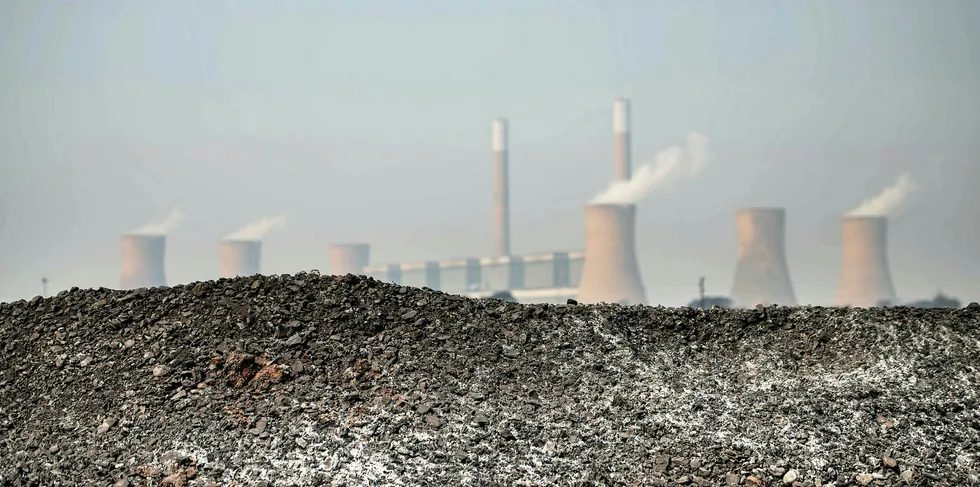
[73,98,929,307]
[120,234,167,290]
[360,113,586,303]
[834,216,898,307]
[330,243,370,276]
[364,103,641,303]
[730,208,797,307]
[219,239,261,278]
[576,203,647,304]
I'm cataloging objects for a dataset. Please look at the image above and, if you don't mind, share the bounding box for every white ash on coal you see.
[0,276,978,486]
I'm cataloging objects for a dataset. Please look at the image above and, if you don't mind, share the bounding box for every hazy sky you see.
[1,0,978,305]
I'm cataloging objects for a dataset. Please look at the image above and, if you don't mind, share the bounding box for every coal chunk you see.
[0,273,976,485]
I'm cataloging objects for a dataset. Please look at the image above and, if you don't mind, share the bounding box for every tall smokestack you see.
[120,234,166,290]
[730,208,797,307]
[329,243,370,276]
[492,118,511,256]
[219,239,261,278]
[576,204,646,305]
[613,98,631,181]
[834,216,897,307]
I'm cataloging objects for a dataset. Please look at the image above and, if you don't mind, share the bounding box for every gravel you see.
[1,273,978,486]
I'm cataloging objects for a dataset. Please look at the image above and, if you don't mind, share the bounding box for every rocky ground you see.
[0,273,978,487]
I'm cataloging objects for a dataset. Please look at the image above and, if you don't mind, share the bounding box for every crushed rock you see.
[1,273,978,486]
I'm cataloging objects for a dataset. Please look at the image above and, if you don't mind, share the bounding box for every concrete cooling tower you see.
[219,239,261,278]
[834,216,897,307]
[730,208,797,307]
[613,98,632,181]
[492,118,511,256]
[120,234,166,290]
[576,204,646,305]
[330,243,370,276]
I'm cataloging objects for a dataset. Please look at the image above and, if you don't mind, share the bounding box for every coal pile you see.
[1,273,978,487]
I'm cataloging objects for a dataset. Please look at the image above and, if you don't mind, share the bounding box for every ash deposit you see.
[1,274,978,486]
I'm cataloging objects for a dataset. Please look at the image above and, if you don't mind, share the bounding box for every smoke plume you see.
[224,214,287,241]
[129,208,183,235]
[846,173,917,217]
[590,131,710,205]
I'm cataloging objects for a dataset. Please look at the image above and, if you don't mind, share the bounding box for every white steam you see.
[129,208,183,235]
[224,214,287,241]
[590,131,710,205]
[846,173,917,217]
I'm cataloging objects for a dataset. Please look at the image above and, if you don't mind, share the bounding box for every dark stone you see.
[0,273,974,485]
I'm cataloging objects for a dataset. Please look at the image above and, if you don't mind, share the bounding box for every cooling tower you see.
[613,98,632,181]
[492,118,511,256]
[329,243,370,276]
[576,204,646,305]
[730,208,797,307]
[834,216,897,307]
[120,234,166,290]
[219,239,261,278]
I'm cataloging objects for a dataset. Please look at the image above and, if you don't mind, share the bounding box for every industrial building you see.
[835,215,898,307]
[120,234,167,290]
[219,239,261,278]
[577,203,646,305]
[363,251,584,304]
[729,207,797,307]
[360,100,632,304]
[329,243,370,277]
[108,97,655,304]
[106,95,922,308]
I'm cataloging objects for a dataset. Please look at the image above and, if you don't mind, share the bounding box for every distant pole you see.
[698,276,705,308]
[41,277,49,298]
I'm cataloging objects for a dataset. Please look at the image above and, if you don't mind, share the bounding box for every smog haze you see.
[1,0,978,305]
